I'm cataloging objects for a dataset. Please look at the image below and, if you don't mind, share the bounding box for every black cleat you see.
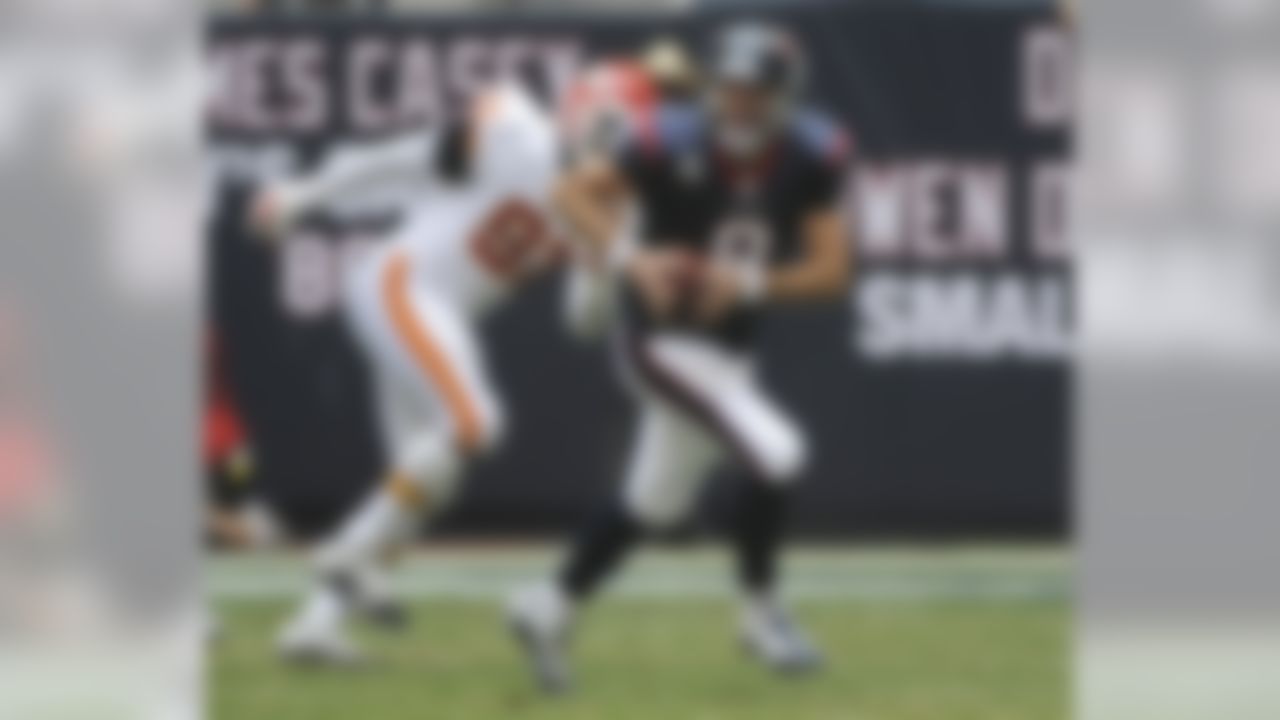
[325,567,410,634]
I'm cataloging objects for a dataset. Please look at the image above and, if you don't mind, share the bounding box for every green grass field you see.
[211,546,1069,720]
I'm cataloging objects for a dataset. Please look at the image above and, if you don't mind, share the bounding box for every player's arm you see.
[764,207,852,301]
[247,129,445,242]
[555,159,634,337]
[760,122,854,302]
[552,158,630,270]
[555,156,687,322]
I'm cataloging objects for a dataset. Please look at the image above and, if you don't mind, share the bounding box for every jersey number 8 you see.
[710,215,774,269]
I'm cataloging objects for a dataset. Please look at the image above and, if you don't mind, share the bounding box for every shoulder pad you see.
[634,102,706,157]
[791,108,853,166]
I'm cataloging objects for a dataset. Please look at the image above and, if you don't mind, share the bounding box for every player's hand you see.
[246,185,292,244]
[695,261,765,325]
[625,248,693,320]
[695,262,743,324]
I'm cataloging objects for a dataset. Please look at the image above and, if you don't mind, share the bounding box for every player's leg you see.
[623,332,821,672]
[276,370,422,663]
[568,399,717,595]
[712,382,823,674]
[508,398,718,692]
[280,250,503,663]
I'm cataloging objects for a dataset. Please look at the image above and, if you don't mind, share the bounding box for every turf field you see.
[210,545,1069,720]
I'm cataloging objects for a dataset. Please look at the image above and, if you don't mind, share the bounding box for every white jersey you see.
[395,84,559,313]
[276,81,560,315]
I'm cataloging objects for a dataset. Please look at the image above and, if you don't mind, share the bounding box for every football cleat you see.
[347,564,410,632]
[276,604,365,668]
[316,553,410,633]
[506,582,574,695]
[739,599,824,675]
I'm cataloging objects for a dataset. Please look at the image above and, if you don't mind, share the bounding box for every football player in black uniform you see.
[509,21,853,693]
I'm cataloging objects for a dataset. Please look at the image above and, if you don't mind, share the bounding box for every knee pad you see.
[750,422,809,487]
[394,431,463,507]
[622,478,698,531]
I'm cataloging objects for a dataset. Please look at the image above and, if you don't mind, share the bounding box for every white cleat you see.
[506,582,574,695]
[740,598,824,676]
[277,616,364,667]
[276,591,365,668]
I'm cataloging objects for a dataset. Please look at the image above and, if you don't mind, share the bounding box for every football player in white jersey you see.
[247,81,566,664]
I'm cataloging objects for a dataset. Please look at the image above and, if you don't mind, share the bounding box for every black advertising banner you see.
[207,5,1072,538]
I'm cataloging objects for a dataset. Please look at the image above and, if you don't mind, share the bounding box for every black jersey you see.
[616,102,851,346]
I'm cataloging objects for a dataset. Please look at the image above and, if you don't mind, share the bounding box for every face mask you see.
[716,121,770,158]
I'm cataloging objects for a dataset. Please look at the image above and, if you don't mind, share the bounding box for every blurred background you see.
[4,0,1279,715]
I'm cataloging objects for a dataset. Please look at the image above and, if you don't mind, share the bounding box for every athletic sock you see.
[733,480,790,595]
[317,486,420,574]
[557,499,643,601]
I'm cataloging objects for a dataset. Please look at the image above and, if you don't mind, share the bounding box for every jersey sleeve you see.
[612,118,660,187]
[611,102,695,187]
[279,128,440,216]
[798,112,853,212]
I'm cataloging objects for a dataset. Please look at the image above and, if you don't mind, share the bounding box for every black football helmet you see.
[704,21,807,156]
[708,21,806,98]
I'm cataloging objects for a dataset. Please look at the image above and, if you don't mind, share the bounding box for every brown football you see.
[667,249,708,321]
